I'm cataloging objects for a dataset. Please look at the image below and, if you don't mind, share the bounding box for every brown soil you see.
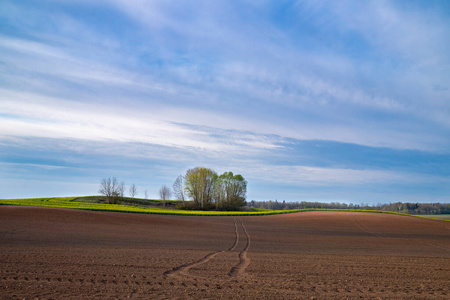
[1,206,449,299]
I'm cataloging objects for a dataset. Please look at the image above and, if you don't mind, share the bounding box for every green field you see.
[414,214,450,220]
[0,196,449,220]
[0,196,287,216]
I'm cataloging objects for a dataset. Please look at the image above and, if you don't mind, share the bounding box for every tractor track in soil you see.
[229,218,251,278]
[164,217,251,280]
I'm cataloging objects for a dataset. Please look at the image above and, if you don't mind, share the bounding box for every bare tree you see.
[144,189,148,199]
[98,177,121,204]
[119,181,125,198]
[159,185,172,207]
[173,175,185,202]
[129,183,137,198]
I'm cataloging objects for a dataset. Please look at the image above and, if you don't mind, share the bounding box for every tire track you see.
[347,212,387,238]
[164,218,240,280]
[229,218,251,278]
[163,250,224,279]
[229,217,239,251]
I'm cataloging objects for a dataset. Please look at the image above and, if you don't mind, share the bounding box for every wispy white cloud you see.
[238,164,450,187]
[297,0,450,112]
[0,35,146,89]
[0,90,283,156]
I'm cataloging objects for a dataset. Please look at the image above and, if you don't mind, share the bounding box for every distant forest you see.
[247,200,450,215]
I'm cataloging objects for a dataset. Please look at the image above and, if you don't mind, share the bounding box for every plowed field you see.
[1,206,449,299]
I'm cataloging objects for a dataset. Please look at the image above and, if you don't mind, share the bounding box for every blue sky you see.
[1,0,449,204]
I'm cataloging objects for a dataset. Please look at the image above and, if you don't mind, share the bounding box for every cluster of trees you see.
[98,177,141,204]
[98,167,247,211]
[247,200,450,215]
[173,167,247,210]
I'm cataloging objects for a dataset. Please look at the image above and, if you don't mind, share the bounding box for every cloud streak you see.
[242,164,450,186]
[0,90,283,155]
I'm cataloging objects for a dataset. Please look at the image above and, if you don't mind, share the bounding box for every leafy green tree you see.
[184,167,217,209]
[214,172,247,210]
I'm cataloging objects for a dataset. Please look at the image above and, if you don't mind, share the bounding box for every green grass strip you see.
[0,197,281,216]
[0,197,448,221]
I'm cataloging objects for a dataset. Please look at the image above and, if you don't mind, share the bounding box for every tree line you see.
[98,166,247,210]
[100,174,448,215]
[247,200,450,215]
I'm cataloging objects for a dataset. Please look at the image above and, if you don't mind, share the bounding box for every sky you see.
[1,0,449,204]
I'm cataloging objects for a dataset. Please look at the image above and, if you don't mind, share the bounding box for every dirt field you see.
[1,206,449,299]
